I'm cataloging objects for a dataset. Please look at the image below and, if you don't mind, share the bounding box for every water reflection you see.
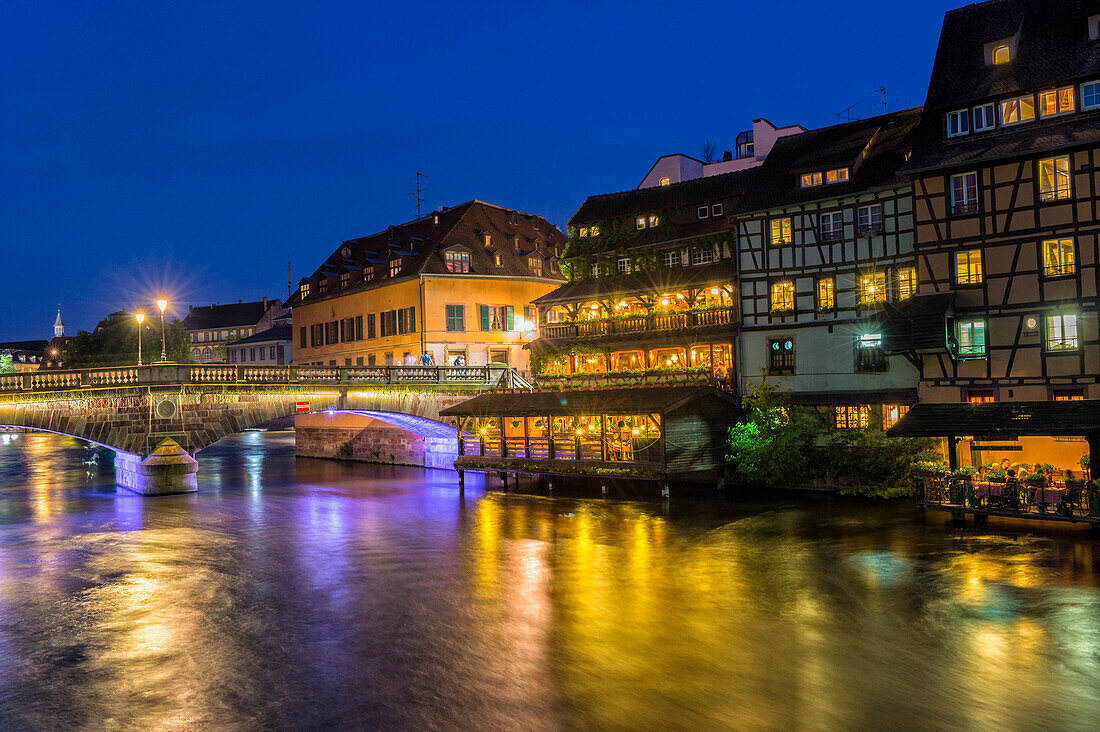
[0,431,1097,728]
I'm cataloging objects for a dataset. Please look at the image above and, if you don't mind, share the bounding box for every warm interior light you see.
[710,288,719,295]
[660,298,669,306]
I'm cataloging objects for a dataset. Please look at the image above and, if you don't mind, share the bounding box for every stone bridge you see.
[0,364,518,494]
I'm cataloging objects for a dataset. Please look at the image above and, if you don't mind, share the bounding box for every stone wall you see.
[294,411,458,469]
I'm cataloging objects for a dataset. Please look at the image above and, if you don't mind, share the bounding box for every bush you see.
[825,429,940,498]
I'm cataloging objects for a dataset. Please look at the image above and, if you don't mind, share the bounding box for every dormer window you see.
[972,104,996,132]
[985,34,1018,66]
[339,272,350,288]
[493,252,502,267]
[1039,87,1075,117]
[483,233,492,247]
[364,264,374,278]
[528,256,542,276]
[299,282,310,298]
[825,167,849,184]
[578,227,589,237]
[947,109,969,137]
[801,172,823,187]
[389,258,402,278]
[444,249,470,273]
[1000,95,1035,126]
[636,216,646,230]
[1090,14,1100,41]
[697,206,709,219]
[659,177,670,186]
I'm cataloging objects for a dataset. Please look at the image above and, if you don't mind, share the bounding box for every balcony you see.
[540,306,736,341]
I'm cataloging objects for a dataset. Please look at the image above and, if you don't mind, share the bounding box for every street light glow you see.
[135,312,145,324]
[156,299,168,313]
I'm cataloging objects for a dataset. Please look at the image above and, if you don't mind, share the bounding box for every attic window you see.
[339,272,350,288]
[444,249,470,273]
[299,283,310,298]
[985,34,1017,66]
[992,45,1011,64]
[389,258,402,278]
[341,246,352,259]
[364,264,374,278]
[1090,15,1100,41]
[483,233,492,247]
[493,252,503,267]
[659,177,670,186]
[528,256,543,276]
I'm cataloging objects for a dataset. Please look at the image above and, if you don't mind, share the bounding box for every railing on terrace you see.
[920,475,1100,523]
[0,364,520,394]
[541,307,734,341]
[535,368,727,390]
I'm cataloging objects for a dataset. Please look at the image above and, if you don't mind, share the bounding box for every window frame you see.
[857,203,884,236]
[1037,155,1072,203]
[711,203,723,217]
[1000,95,1036,126]
[1042,238,1075,278]
[770,217,792,246]
[617,257,631,275]
[444,249,471,274]
[898,268,917,299]
[834,405,871,430]
[816,277,835,311]
[662,250,680,268]
[697,206,709,219]
[949,171,980,215]
[1045,313,1079,352]
[954,249,984,286]
[691,247,715,266]
[767,338,795,375]
[957,318,988,359]
[972,103,996,132]
[1082,80,1100,111]
[770,281,795,313]
[946,108,970,137]
[819,211,844,241]
[858,271,887,306]
[1038,86,1075,118]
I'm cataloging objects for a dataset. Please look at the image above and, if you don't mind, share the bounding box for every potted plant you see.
[949,466,976,504]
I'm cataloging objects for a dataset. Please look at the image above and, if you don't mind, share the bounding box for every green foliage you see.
[0,354,14,373]
[726,376,825,488]
[64,310,194,368]
[213,333,243,362]
[948,467,978,480]
[824,429,939,498]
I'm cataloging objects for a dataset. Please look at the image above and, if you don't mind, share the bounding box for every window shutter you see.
[505,305,514,331]
[396,309,404,335]
[480,305,490,331]
[409,306,416,333]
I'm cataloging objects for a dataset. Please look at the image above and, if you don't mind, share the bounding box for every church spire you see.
[54,304,65,338]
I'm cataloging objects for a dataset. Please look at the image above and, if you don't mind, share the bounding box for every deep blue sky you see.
[1,0,959,340]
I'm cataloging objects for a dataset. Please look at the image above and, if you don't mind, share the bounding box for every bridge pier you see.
[115,438,199,496]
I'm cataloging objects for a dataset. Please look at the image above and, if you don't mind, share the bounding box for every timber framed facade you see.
[734,108,923,427]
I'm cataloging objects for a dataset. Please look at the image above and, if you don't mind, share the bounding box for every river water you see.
[0,431,1098,729]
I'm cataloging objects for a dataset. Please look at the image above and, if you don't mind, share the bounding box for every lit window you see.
[770,281,795,312]
[947,109,969,137]
[591,261,601,277]
[972,103,996,132]
[967,390,995,404]
[859,272,887,305]
[767,338,795,374]
[299,283,310,298]
[578,227,589,237]
[820,211,844,240]
[529,256,543,276]
[857,334,887,372]
[711,204,723,217]
[958,319,987,358]
[1082,81,1100,110]
[659,177,670,186]
[1053,388,1085,401]
[955,250,983,285]
[648,215,659,228]
[389,259,402,277]
[834,406,870,429]
[882,404,910,430]
[636,216,647,230]
[800,172,823,188]
[1038,156,1072,202]
[1046,313,1079,351]
[992,44,1011,64]
[340,272,350,288]
[770,217,792,246]
[816,278,835,310]
[487,306,506,331]
[617,258,631,275]
[590,225,600,236]
[1042,238,1075,277]
[662,250,680,268]
[826,168,849,184]
[898,268,917,299]
[950,172,979,215]
[1000,95,1035,125]
[444,250,470,273]
[483,233,492,247]
[691,247,715,266]
[493,252,502,267]
[1039,87,1075,117]
[857,204,883,236]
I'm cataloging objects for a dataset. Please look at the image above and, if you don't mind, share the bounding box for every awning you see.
[887,400,1100,438]
[439,385,739,418]
[879,292,954,354]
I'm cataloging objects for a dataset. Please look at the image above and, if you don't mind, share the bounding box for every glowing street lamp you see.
[135,312,146,366]
[156,298,168,362]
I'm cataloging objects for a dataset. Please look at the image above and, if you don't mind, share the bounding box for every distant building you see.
[289,200,567,371]
[636,118,805,189]
[0,340,48,372]
[226,324,293,365]
[182,297,290,363]
[42,307,70,369]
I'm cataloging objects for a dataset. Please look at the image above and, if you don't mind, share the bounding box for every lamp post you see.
[157,299,168,362]
[135,312,145,366]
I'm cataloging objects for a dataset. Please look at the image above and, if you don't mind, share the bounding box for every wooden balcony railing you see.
[540,307,734,341]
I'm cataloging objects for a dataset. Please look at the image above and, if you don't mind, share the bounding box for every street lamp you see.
[157,298,168,362]
[135,312,145,366]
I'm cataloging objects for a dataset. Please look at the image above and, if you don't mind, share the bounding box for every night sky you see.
[2,0,959,341]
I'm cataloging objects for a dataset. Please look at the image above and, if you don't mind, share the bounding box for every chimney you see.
[238,299,242,303]
[263,296,268,309]
[189,305,193,312]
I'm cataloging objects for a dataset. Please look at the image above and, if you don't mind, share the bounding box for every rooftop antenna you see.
[836,86,890,122]
[287,258,292,298]
[414,172,426,218]
[878,86,888,114]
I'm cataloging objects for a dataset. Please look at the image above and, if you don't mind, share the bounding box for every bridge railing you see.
[0,364,521,393]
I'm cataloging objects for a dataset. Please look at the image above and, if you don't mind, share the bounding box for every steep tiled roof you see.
[182,300,275,330]
[907,0,1100,172]
[291,200,567,306]
[229,324,292,346]
[737,107,923,211]
[569,168,758,226]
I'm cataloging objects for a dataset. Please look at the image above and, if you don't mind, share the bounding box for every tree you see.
[701,139,718,164]
[63,310,194,368]
[0,354,15,373]
[726,374,825,488]
[213,333,243,362]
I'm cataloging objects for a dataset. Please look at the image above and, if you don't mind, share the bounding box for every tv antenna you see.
[412,172,426,218]
[836,86,890,122]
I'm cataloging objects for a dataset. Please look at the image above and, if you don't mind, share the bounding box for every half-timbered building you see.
[733,108,923,428]
[891,0,1100,473]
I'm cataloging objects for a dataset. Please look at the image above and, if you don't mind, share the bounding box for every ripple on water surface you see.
[0,431,1098,729]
